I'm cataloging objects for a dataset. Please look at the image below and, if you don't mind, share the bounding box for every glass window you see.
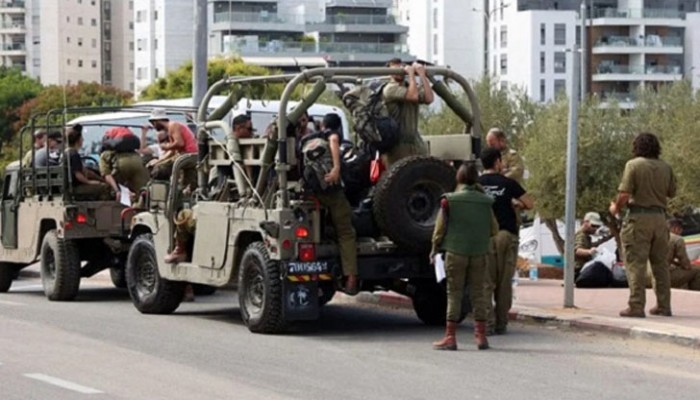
[540,79,546,102]
[500,81,508,91]
[500,54,507,75]
[540,23,546,45]
[554,24,566,45]
[91,18,97,27]
[92,60,97,68]
[433,34,438,54]
[540,51,546,73]
[554,52,566,73]
[432,8,438,29]
[500,26,507,48]
[554,79,566,96]
[78,17,83,25]
[78,59,83,68]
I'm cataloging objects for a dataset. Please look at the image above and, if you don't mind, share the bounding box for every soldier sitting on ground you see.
[646,219,700,291]
[574,212,613,278]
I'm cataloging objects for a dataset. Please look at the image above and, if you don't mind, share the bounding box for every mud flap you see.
[283,280,320,321]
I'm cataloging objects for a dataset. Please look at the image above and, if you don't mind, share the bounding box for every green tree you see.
[0,67,42,148]
[140,56,281,100]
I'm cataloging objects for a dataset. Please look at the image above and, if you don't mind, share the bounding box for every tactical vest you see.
[441,188,494,256]
[300,130,338,193]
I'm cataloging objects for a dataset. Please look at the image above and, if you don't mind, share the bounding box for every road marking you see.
[0,299,26,306]
[24,373,104,394]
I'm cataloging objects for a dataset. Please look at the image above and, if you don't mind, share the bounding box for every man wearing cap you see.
[143,108,198,189]
[22,130,46,167]
[33,131,63,167]
[574,212,612,276]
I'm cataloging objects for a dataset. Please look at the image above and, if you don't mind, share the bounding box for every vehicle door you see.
[1,170,19,249]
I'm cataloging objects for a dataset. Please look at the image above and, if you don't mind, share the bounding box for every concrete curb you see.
[344,291,700,349]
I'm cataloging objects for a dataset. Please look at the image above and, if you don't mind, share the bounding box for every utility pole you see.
[580,1,587,101]
[564,47,581,308]
[193,0,208,107]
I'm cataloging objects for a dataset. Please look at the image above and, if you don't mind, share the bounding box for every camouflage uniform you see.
[316,191,358,277]
[574,229,593,272]
[501,146,525,185]
[652,233,700,291]
[619,157,676,313]
[381,82,428,169]
[99,150,150,194]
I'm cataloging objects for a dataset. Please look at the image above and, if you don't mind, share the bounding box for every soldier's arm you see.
[676,240,692,270]
[430,199,448,256]
[611,162,633,216]
[404,66,421,103]
[504,153,525,182]
[574,234,594,257]
[490,211,499,237]
[414,63,434,105]
[668,167,677,199]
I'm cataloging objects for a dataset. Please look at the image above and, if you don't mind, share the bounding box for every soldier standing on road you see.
[485,128,525,185]
[431,162,498,351]
[610,132,676,318]
[381,58,434,169]
[479,148,534,335]
[574,212,613,277]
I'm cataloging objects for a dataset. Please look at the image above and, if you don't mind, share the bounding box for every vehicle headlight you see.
[520,239,538,253]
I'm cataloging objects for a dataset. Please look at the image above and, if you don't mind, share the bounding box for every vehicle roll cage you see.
[196,67,482,209]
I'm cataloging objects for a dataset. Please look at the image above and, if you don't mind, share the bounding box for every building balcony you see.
[0,22,26,33]
[223,39,408,62]
[596,91,637,109]
[592,64,683,81]
[325,0,392,8]
[591,8,686,26]
[593,35,683,54]
[307,14,407,34]
[211,11,304,33]
[0,0,25,12]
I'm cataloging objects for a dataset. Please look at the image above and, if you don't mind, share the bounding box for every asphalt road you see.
[1,271,700,400]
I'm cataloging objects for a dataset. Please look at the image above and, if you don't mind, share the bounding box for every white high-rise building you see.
[491,0,700,105]
[0,0,29,73]
[395,0,486,80]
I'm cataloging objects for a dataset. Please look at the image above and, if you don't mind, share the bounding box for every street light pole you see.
[473,2,510,76]
[564,47,581,308]
[580,1,587,101]
[193,0,208,107]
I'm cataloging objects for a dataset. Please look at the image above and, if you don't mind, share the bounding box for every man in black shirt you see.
[66,125,111,200]
[478,147,534,335]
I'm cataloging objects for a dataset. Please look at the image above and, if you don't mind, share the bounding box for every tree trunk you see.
[543,218,566,256]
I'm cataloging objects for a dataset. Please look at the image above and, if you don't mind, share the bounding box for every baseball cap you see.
[148,108,169,122]
[584,212,603,227]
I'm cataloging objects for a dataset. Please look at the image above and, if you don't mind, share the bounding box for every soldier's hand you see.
[609,201,619,217]
[403,65,415,76]
[324,167,340,185]
[413,62,426,75]
[429,252,436,265]
[141,124,151,132]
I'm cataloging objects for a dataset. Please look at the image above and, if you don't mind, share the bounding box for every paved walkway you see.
[346,279,700,348]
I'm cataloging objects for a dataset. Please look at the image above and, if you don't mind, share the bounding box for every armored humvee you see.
[0,107,198,299]
[125,67,482,333]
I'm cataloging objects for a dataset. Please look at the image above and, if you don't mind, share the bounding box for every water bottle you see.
[528,253,539,281]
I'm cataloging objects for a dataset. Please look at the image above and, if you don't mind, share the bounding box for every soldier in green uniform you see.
[486,128,525,185]
[610,132,676,318]
[381,58,434,169]
[663,219,700,291]
[574,212,613,276]
[431,162,498,351]
[99,128,150,202]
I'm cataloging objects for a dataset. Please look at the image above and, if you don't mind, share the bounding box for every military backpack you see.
[342,82,400,153]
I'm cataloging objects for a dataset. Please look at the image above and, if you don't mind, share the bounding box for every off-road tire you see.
[192,284,217,296]
[238,242,285,334]
[126,234,185,314]
[0,263,16,293]
[40,231,81,301]
[373,156,456,253]
[109,267,127,289]
[318,284,336,306]
[410,279,470,326]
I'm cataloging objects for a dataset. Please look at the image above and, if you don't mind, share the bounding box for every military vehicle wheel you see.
[373,156,455,254]
[318,283,336,306]
[238,242,285,334]
[40,231,81,301]
[109,267,127,289]
[409,279,470,326]
[192,284,217,296]
[126,234,185,314]
[0,263,17,293]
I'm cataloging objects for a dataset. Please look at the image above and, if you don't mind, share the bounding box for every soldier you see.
[478,147,534,335]
[65,126,111,200]
[486,128,524,185]
[33,131,63,167]
[21,130,46,167]
[99,127,150,202]
[431,162,498,351]
[610,132,676,318]
[574,212,613,276]
[382,58,434,169]
[664,219,700,291]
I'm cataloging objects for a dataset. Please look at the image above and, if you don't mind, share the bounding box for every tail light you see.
[75,213,88,224]
[298,243,316,262]
[295,226,309,239]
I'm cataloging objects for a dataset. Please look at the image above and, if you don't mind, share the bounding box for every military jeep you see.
[125,67,482,333]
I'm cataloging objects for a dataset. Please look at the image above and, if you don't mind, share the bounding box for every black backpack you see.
[102,134,140,153]
[575,261,613,288]
[342,83,400,153]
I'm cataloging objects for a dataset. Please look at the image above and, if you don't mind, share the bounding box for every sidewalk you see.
[343,279,700,348]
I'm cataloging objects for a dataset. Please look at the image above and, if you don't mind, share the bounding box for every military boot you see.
[619,308,645,318]
[433,321,458,351]
[164,241,188,264]
[474,321,490,350]
[344,275,359,296]
[649,306,672,317]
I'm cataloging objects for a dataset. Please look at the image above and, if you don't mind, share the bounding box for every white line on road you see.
[0,300,26,306]
[24,373,104,394]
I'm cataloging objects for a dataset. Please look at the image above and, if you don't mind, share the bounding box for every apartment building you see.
[490,0,700,105]
[395,0,486,80]
[0,0,134,91]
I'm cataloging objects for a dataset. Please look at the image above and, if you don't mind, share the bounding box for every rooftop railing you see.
[591,8,685,19]
[594,64,682,75]
[594,35,682,47]
[225,40,408,54]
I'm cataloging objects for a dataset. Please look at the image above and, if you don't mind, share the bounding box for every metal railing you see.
[1,42,25,50]
[225,40,408,54]
[591,8,685,19]
[597,92,637,102]
[213,12,399,26]
[0,0,25,8]
[313,14,397,25]
[594,35,682,47]
[594,64,683,75]
[0,22,25,29]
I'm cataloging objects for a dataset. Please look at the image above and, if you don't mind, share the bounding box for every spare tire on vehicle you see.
[373,156,455,254]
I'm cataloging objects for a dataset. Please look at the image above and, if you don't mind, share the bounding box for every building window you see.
[66,37,71,43]
[129,41,134,51]
[33,58,40,67]
[91,18,97,27]
[136,10,144,22]
[92,38,97,48]
[129,21,134,30]
[493,27,497,49]
[67,58,71,66]
[576,29,581,46]
[129,1,133,10]
[78,38,83,46]
[554,24,566,45]
[66,16,70,23]
[540,51,546,73]
[500,26,507,48]
[154,39,158,50]
[91,0,96,5]
[500,81,508,91]
[432,8,438,29]
[154,10,159,20]
[554,79,566,96]
[554,52,566,73]
[500,54,507,75]
[129,62,134,71]
[493,55,497,74]
[540,23,546,45]
[92,60,97,68]
[78,17,83,25]
[78,0,82,3]
[433,34,438,54]
[78,59,83,68]
[500,0,505,20]
[540,79,546,102]
[137,39,145,51]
